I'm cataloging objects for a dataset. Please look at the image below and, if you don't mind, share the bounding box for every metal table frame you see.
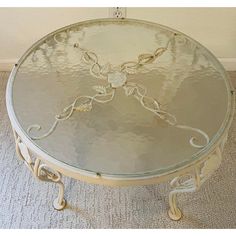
[6,18,235,221]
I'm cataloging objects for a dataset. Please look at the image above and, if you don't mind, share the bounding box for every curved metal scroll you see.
[168,146,222,220]
[13,130,66,210]
[27,32,209,149]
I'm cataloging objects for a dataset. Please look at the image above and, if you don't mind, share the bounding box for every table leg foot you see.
[53,198,67,211]
[168,208,182,221]
[52,179,66,210]
[35,160,67,211]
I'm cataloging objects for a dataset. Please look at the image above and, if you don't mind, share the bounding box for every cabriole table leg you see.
[168,167,201,221]
[168,145,223,221]
[34,159,67,210]
[13,129,67,211]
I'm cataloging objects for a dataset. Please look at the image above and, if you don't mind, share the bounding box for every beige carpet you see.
[1,71,236,229]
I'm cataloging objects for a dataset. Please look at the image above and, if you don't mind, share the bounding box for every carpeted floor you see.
[0,71,236,228]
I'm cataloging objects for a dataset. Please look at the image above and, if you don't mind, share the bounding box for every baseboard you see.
[0,58,236,72]
[0,59,17,71]
[218,58,236,71]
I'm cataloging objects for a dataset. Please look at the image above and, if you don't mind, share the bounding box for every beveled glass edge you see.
[6,18,235,180]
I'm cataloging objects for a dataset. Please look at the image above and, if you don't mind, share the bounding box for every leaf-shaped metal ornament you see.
[82,51,98,64]
[154,47,167,57]
[93,85,107,94]
[100,63,111,75]
[124,86,136,96]
[201,151,222,177]
[138,53,155,65]
[75,103,92,112]
[121,61,139,74]
[18,142,32,164]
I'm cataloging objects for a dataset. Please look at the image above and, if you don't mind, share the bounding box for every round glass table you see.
[6,18,235,220]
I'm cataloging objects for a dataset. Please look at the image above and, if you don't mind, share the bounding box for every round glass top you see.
[8,18,233,178]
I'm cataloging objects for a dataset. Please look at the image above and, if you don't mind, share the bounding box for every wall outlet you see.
[109,7,127,18]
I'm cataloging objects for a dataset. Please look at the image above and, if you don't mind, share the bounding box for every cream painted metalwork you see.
[6,18,235,221]
[13,130,66,210]
[12,124,230,218]
[27,32,209,149]
[168,145,223,220]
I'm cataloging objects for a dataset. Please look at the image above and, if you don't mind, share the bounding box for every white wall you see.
[0,7,236,70]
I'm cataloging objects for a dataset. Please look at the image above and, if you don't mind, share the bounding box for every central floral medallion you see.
[108,71,127,88]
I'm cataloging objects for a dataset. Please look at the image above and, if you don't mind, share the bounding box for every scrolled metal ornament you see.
[168,146,222,220]
[27,31,210,150]
[122,81,209,148]
[35,161,66,210]
[13,130,67,210]
[28,85,115,140]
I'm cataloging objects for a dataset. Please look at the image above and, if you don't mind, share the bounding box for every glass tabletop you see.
[10,18,233,177]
